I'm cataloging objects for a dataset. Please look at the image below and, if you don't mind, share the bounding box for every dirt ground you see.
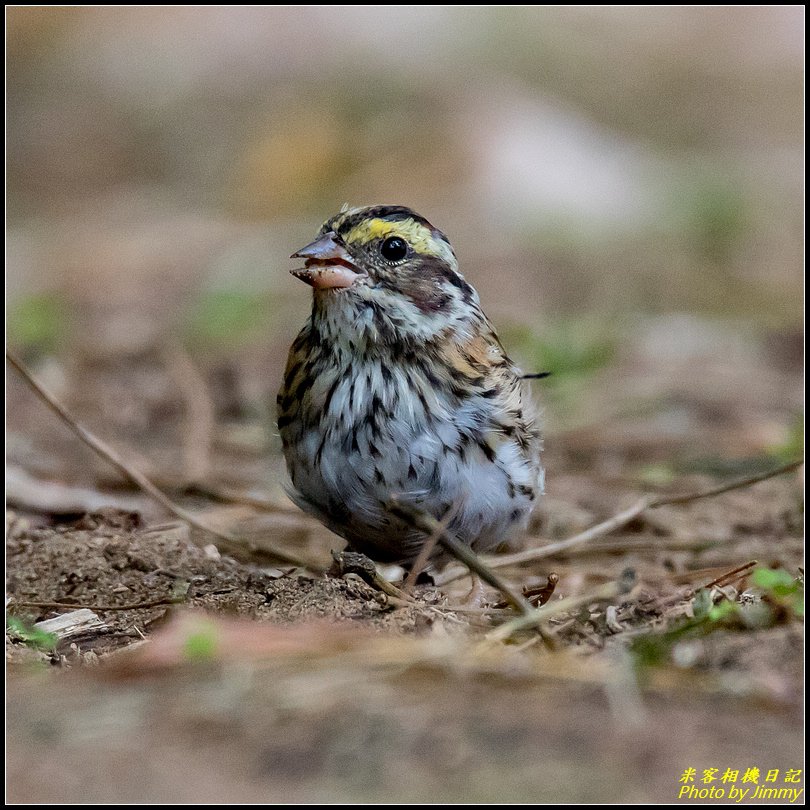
[6,330,804,804]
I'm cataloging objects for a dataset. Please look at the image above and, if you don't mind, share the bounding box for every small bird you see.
[277,205,542,568]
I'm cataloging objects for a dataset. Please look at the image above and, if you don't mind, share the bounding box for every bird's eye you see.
[380,236,408,263]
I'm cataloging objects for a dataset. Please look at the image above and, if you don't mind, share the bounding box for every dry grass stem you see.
[403,501,461,592]
[10,596,184,613]
[386,497,535,615]
[648,460,803,507]
[484,580,624,643]
[447,458,802,579]
[6,350,308,568]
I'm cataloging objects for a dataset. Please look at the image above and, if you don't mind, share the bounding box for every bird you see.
[277,204,542,569]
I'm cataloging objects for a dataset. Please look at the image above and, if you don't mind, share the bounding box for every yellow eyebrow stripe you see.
[344,217,437,254]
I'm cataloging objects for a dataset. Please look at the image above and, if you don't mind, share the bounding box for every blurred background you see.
[7,6,803,490]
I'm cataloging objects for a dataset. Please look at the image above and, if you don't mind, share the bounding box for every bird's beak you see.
[290,232,366,290]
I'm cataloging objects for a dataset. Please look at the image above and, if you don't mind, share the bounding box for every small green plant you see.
[184,289,274,349]
[506,318,616,382]
[504,318,617,424]
[631,567,803,671]
[751,567,804,619]
[504,316,617,417]
[767,414,804,465]
[669,175,749,266]
[6,615,58,651]
[7,293,67,351]
[182,620,219,661]
[636,462,677,487]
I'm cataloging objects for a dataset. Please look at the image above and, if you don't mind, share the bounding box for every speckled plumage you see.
[277,205,542,565]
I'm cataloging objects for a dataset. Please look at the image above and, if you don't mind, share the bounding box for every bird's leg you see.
[327,548,378,581]
[328,549,412,601]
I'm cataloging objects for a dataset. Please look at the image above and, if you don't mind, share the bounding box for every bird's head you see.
[290,205,479,342]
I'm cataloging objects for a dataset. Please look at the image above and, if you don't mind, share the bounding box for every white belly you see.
[283,364,540,560]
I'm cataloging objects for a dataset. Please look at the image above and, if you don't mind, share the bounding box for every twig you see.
[181,484,304,514]
[491,573,560,610]
[484,580,625,643]
[386,497,535,616]
[545,537,728,554]
[432,604,515,616]
[441,457,803,581]
[403,501,460,592]
[163,342,214,485]
[9,597,183,612]
[6,350,307,568]
[648,459,803,507]
[703,559,758,590]
[6,350,232,542]
[481,496,652,572]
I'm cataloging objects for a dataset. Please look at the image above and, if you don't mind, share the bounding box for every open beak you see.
[290,232,366,290]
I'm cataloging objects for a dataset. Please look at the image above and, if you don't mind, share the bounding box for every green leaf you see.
[183,621,218,661]
[767,414,803,464]
[7,293,67,350]
[752,567,800,596]
[184,290,273,348]
[691,588,713,620]
[630,633,670,668]
[504,318,616,384]
[707,600,737,622]
[6,616,58,651]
